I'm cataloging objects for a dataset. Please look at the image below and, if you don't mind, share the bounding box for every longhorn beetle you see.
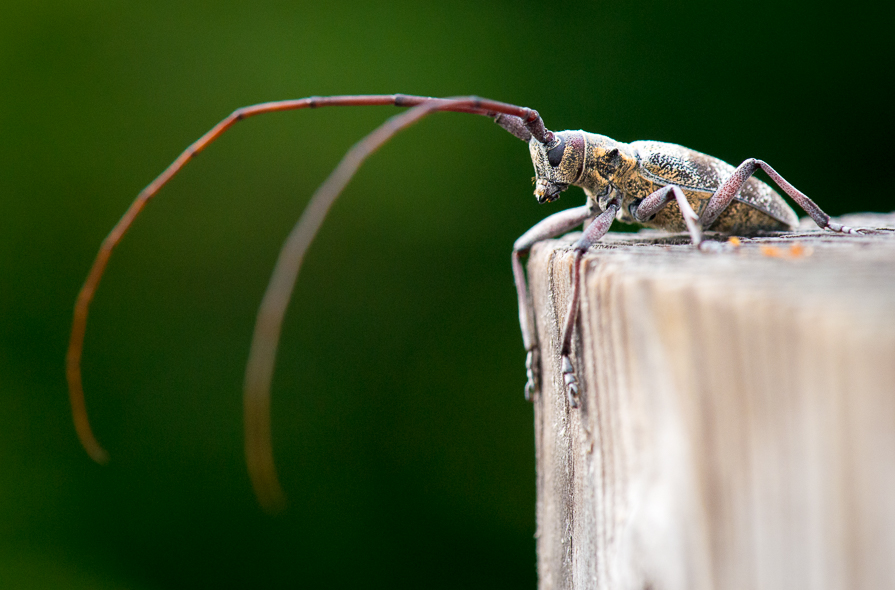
[67,94,867,512]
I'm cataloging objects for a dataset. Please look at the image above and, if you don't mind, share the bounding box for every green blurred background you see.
[1,0,891,587]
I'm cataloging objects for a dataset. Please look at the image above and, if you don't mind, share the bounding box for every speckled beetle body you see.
[529,131,798,234]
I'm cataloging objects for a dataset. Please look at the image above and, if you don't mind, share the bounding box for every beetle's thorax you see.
[576,132,638,207]
[529,131,636,207]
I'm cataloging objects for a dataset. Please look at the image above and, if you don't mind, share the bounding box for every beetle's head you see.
[529,131,585,204]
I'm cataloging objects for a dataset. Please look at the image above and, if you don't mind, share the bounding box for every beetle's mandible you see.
[66,94,867,511]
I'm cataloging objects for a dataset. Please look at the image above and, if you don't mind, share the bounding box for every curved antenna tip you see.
[78,433,110,464]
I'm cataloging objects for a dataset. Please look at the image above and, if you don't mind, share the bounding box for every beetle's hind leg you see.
[513,205,593,400]
[700,159,868,234]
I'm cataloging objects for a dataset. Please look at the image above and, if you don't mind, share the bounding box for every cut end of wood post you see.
[528,213,895,590]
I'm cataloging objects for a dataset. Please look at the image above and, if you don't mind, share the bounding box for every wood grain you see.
[528,213,895,590]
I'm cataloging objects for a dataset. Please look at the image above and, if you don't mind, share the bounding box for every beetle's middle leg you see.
[513,205,593,400]
[632,185,704,246]
[700,159,864,233]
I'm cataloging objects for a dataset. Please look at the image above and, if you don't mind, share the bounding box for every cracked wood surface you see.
[528,213,895,590]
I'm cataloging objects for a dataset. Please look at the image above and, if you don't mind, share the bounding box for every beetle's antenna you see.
[244,102,441,510]
[492,114,533,142]
[67,95,552,511]
[244,97,553,511]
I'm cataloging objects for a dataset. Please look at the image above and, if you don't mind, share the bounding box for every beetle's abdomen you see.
[629,141,799,230]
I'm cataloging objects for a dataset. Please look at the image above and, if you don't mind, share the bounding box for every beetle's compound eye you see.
[547,136,566,168]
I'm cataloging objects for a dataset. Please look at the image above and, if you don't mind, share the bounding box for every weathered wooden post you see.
[528,213,895,590]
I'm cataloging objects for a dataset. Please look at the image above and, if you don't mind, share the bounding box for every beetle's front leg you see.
[558,202,619,407]
[633,185,704,246]
[701,159,866,233]
[513,205,594,401]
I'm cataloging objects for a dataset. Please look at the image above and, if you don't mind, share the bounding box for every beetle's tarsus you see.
[697,239,735,253]
[561,355,580,408]
[825,221,856,233]
[698,240,723,253]
[524,348,540,401]
[825,221,873,235]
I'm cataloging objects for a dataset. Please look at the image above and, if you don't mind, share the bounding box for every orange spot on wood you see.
[788,242,812,258]
[759,242,813,259]
[759,244,783,258]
